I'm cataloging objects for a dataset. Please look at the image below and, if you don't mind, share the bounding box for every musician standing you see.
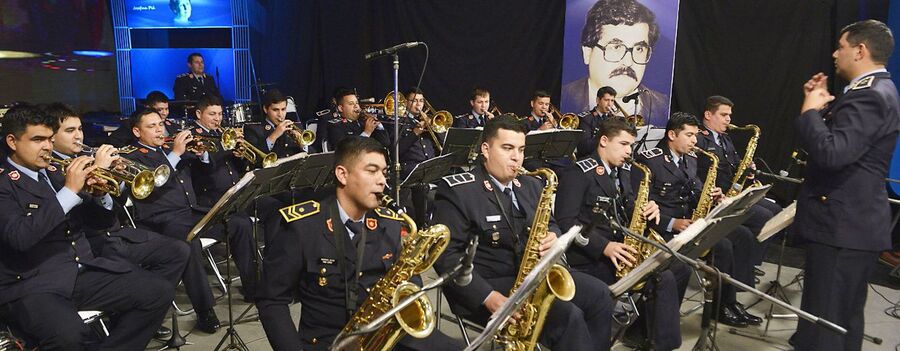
[256,137,462,351]
[453,87,495,128]
[326,88,390,149]
[173,52,222,102]
[432,115,613,350]
[244,89,308,158]
[0,104,173,350]
[793,20,900,351]
[576,86,617,158]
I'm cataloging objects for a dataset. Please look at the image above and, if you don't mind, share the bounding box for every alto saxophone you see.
[336,195,450,351]
[496,168,576,351]
[725,124,761,197]
[692,147,720,220]
[615,160,666,290]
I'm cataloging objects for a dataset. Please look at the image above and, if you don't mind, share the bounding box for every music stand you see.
[633,126,665,152]
[399,152,458,187]
[523,129,581,161]
[288,152,336,191]
[442,128,483,166]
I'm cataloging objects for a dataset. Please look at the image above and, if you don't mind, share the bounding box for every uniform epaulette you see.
[576,111,591,118]
[177,73,190,78]
[441,172,475,187]
[279,200,321,223]
[621,162,631,171]
[242,121,262,125]
[117,145,138,154]
[576,158,599,173]
[639,148,663,159]
[374,207,402,221]
[454,113,468,119]
[316,109,332,117]
[328,117,344,124]
[850,76,875,91]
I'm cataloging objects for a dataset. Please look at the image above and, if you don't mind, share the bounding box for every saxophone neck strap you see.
[329,200,368,320]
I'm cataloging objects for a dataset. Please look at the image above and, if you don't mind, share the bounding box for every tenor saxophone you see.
[615,160,666,290]
[496,168,576,351]
[725,124,760,197]
[692,147,720,220]
[336,194,450,351]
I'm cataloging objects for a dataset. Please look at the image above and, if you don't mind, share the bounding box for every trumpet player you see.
[576,86,617,158]
[524,90,555,132]
[0,104,173,350]
[244,89,309,157]
[326,88,390,149]
[190,95,248,206]
[453,87,495,128]
[109,91,179,147]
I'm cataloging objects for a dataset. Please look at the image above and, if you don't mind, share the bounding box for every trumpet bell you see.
[431,111,453,134]
[152,165,171,187]
[130,170,156,200]
[559,113,580,130]
[383,92,408,117]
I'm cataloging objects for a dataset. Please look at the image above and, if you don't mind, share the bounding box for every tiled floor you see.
[144,261,900,350]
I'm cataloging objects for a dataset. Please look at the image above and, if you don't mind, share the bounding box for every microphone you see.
[364,42,424,61]
[453,236,479,287]
[623,91,641,103]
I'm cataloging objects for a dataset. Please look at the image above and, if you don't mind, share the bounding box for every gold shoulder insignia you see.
[850,76,875,91]
[117,145,138,154]
[374,207,402,221]
[279,200,321,223]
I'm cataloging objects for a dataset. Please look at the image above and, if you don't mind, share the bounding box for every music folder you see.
[523,129,582,160]
[442,127,483,166]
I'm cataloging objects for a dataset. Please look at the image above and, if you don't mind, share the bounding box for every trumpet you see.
[286,123,316,146]
[43,155,157,199]
[221,128,278,168]
[162,133,220,153]
[548,104,580,130]
[77,141,171,187]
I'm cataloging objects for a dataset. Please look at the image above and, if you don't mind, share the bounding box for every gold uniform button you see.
[75,256,80,262]
[185,192,190,196]
[311,338,318,345]
[358,272,364,277]
[820,196,828,202]
[71,241,76,247]
[16,275,21,280]
[179,179,184,183]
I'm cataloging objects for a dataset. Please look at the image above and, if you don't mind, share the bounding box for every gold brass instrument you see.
[612,100,645,127]
[162,133,220,153]
[488,103,503,117]
[221,128,278,168]
[336,194,450,351]
[286,123,316,146]
[615,160,666,290]
[725,124,761,197]
[77,142,170,187]
[692,147,720,220]
[496,168,576,351]
[419,99,453,153]
[548,104,580,130]
[382,91,408,117]
[43,155,157,200]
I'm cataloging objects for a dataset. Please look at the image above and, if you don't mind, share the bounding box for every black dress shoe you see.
[715,304,749,327]
[195,309,220,334]
[154,326,172,339]
[754,267,765,276]
[731,303,763,325]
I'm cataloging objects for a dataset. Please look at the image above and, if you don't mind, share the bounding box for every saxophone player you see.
[555,118,689,350]
[633,112,759,327]
[256,137,462,351]
[432,115,613,351]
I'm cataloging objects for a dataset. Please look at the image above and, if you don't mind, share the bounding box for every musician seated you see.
[0,104,173,350]
[244,89,309,158]
[326,88,390,149]
[633,112,759,327]
[432,116,614,351]
[556,118,690,350]
[576,86,617,158]
[108,91,179,147]
[521,90,572,172]
[256,137,463,351]
[453,87,495,128]
[394,87,442,226]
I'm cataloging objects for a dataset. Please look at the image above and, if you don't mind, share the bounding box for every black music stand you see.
[288,152,336,191]
[399,152,458,187]
[442,128,483,166]
[523,129,581,161]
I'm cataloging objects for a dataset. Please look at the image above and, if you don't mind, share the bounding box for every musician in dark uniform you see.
[0,104,173,350]
[173,52,222,103]
[792,20,900,351]
[556,118,688,350]
[432,116,613,351]
[633,112,759,327]
[575,86,617,158]
[523,90,555,132]
[696,95,782,268]
[256,137,463,351]
[326,88,390,150]
[108,91,180,147]
[123,108,251,333]
[452,87,495,128]
[396,87,440,226]
[244,89,308,158]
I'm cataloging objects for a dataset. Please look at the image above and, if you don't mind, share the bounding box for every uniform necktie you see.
[38,172,56,193]
[345,219,363,240]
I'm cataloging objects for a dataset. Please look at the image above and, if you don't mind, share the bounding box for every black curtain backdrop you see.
[250,0,889,201]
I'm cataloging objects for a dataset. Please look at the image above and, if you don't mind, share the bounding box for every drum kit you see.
[169,81,278,127]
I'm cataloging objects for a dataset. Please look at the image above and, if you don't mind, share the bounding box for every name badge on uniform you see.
[28,203,39,209]
[318,257,335,265]
[318,267,328,287]
[485,215,501,222]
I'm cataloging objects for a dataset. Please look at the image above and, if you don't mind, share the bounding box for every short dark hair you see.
[405,87,424,99]
[482,114,527,143]
[597,86,617,98]
[333,88,357,105]
[470,87,490,101]
[532,90,551,101]
[1,104,59,154]
[581,0,660,48]
[334,136,387,170]
[145,91,170,107]
[187,52,203,63]
[704,95,734,113]
[665,112,700,134]
[128,108,161,130]
[196,95,223,113]
[597,118,637,140]
[841,19,895,65]
[40,102,79,124]
[263,89,288,108]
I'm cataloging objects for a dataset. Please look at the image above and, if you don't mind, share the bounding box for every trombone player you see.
[396,87,442,226]
[524,90,555,132]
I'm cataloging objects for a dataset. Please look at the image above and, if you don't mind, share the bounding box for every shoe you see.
[731,302,763,325]
[754,267,765,276]
[879,251,900,268]
[154,326,172,339]
[195,309,220,334]
[620,328,651,350]
[715,304,749,327]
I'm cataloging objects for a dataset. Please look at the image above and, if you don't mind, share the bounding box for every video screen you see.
[125,0,232,28]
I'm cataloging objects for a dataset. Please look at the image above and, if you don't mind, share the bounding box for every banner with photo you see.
[561,0,680,126]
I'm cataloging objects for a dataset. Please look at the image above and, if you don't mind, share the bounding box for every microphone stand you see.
[391,53,401,202]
